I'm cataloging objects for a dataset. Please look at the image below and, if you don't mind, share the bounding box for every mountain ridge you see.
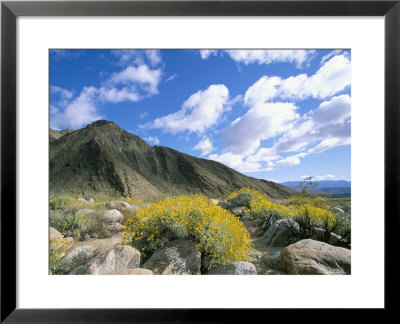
[50,120,297,199]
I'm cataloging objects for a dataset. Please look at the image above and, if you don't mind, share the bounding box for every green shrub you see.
[226,188,257,208]
[49,209,110,241]
[49,195,77,210]
[108,188,122,199]
[329,211,351,248]
[49,210,76,235]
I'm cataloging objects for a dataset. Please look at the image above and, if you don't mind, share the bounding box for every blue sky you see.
[50,49,351,183]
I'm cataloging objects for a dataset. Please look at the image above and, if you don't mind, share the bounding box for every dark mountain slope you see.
[50,120,296,199]
[49,128,75,142]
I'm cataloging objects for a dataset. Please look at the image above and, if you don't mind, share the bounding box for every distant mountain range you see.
[280,180,351,195]
[49,120,297,199]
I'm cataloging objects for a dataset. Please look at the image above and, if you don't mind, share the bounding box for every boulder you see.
[63,237,74,247]
[230,206,247,216]
[102,209,123,224]
[107,222,124,233]
[77,198,87,203]
[207,261,257,275]
[69,245,141,275]
[49,227,74,258]
[209,199,219,206]
[111,268,153,275]
[87,197,94,203]
[265,269,286,275]
[49,227,63,241]
[142,239,201,275]
[242,221,264,237]
[261,250,283,270]
[107,200,131,210]
[310,227,342,246]
[261,218,299,247]
[280,239,351,275]
[76,209,95,216]
[58,246,97,274]
[217,201,231,210]
[332,207,346,215]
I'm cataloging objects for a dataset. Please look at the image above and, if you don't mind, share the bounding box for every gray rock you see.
[107,200,131,210]
[102,209,123,224]
[332,207,346,215]
[230,206,247,216]
[142,239,201,275]
[111,268,153,275]
[242,220,264,237]
[261,250,283,270]
[209,199,220,206]
[49,227,74,257]
[107,222,124,233]
[69,245,141,275]
[207,261,257,275]
[281,239,351,275]
[217,201,231,210]
[58,246,96,274]
[261,218,299,247]
[49,227,63,241]
[310,227,342,246]
[87,197,94,203]
[265,269,285,275]
[77,197,87,203]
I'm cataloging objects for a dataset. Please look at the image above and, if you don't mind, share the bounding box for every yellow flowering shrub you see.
[123,195,252,271]
[49,235,68,274]
[227,189,337,239]
[227,188,288,221]
[243,191,289,221]
[286,203,335,225]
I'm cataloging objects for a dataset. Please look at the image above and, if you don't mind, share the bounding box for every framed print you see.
[1,0,399,322]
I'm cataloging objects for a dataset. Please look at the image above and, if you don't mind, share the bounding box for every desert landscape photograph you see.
[49,49,351,275]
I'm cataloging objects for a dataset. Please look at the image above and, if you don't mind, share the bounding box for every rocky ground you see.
[49,198,351,275]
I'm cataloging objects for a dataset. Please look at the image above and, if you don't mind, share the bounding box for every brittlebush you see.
[228,188,336,228]
[228,188,288,221]
[123,195,252,271]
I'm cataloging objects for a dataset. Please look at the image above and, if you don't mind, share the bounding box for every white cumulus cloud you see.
[273,95,351,154]
[315,174,336,180]
[193,136,215,156]
[225,50,316,68]
[208,152,263,173]
[50,87,104,129]
[109,65,162,94]
[144,84,230,134]
[145,136,160,145]
[199,50,218,59]
[222,102,299,155]
[243,54,351,103]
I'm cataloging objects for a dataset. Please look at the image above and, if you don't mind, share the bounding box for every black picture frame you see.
[1,0,399,322]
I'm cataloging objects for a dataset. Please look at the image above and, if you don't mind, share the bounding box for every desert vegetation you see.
[49,187,351,275]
